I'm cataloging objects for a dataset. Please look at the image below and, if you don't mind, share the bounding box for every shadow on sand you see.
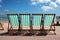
[0,31,50,36]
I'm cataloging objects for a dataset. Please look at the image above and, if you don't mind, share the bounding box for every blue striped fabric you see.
[21,15,30,27]
[44,15,54,27]
[9,15,19,28]
[33,15,42,27]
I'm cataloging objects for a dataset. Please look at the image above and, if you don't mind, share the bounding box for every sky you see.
[0,0,60,16]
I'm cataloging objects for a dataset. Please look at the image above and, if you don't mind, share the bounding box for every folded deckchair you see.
[44,14,56,34]
[32,14,43,35]
[19,14,31,35]
[7,14,19,33]
[0,22,4,30]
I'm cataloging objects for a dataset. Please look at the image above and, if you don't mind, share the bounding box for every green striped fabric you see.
[9,15,19,28]
[44,15,54,27]
[33,15,42,27]
[21,15,30,27]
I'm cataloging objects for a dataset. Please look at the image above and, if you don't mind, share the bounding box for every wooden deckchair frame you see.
[32,14,43,31]
[43,14,56,35]
[7,14,20,31]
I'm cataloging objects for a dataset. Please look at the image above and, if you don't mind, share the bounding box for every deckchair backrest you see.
[32,14,43,26]
[44,14,55,27]
[8,14,19,27]
[20,14,30,27]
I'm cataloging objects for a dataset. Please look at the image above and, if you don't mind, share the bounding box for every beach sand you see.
[0,21,60,40]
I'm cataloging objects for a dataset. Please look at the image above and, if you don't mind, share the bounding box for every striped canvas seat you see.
[32,14,43,30]
[44,14,55,30]
[8,14,19,30]
[20,14,30,30]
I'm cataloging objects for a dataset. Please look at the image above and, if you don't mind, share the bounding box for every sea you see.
[0,14,8,22]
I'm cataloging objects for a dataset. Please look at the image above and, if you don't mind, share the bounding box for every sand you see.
[0,35,60,40]
[0,21,60,40]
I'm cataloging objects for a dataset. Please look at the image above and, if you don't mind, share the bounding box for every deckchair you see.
[7,14,19,34]
[0,22,4,30]
[32,14,43,35]
[43,14,56,34]
[19,14,31,35]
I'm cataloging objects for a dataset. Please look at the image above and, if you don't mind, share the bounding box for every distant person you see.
[57,21,59,24]
[56,21,60,26]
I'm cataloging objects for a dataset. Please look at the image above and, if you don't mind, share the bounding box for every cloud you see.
[31,1,37,5]
[56,0,60,4]
[41,6,53,11]
[41,2,58,11]
[30,0,59,11]
[31,0,37,5]
[50,2,58,8]
[0,0,2,2]
[38,0,51,3]
[31,0,51,5]
[31,0,35,1]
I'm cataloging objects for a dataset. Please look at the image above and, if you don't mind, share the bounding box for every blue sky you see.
[0,0,60,16]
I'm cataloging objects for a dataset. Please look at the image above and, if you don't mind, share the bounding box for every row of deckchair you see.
[7,14,56,35]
